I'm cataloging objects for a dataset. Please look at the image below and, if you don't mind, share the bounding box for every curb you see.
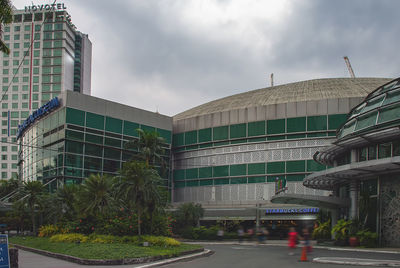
[12,244,206,265]
[313,257,400,267]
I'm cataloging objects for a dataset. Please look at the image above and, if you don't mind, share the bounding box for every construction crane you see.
[343,56,355,78]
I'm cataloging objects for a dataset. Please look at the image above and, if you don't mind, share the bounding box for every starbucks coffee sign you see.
[25,3,66,12]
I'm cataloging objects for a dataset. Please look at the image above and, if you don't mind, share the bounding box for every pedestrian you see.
[237,226,244,244]
[288,227,300,255]
[217,228,224,241]
[302,227,312,253]
[262,227,269,244]
[247,228,254,242]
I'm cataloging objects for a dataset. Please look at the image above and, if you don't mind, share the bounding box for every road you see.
[18,243,400,268]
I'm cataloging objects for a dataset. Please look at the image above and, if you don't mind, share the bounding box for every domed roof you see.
[174,77,392,120]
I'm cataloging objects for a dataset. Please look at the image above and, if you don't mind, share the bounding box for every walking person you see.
[237,226,244,244]
[302,227,312,253]
[288,227,300,255]
[217,228,224,241]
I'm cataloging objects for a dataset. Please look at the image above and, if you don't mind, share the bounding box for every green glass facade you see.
[172,114,343,188]
[19,98,172,191]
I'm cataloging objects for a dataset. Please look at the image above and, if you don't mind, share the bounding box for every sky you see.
[11,0,400,116]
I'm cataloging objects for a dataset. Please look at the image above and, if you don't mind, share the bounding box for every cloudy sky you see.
[11,0,400,116]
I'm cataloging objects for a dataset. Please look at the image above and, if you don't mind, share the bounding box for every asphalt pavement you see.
[18,241,400,268]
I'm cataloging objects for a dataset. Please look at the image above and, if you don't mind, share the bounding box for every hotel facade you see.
[0,3,91,180]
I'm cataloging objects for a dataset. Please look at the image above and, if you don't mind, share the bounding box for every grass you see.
[10,236,202,260]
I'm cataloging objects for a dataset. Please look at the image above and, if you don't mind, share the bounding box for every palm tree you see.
[56,184,78,220]
[76,174,114,217]
[0,0,13,54]
[125,129,166,167]
[21,181,45,234]
[117,161,162,235]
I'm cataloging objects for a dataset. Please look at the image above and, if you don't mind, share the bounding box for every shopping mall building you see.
[16,77,399,244]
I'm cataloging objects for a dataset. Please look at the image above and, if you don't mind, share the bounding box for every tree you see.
[76,174,115,217]
[125,129,166,167]
[117,161,163,235]
[56,184,78,221]
[175,202,204,228]
[0,0,13,54]
[21,181,45,234]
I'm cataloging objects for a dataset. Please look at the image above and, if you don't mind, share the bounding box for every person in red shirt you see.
[288,227,300,255]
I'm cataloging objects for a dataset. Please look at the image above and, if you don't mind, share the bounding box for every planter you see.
[349,236,359,247]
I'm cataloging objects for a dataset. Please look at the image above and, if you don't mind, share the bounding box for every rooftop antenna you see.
[270,73,274,87]
[343,56,355,78]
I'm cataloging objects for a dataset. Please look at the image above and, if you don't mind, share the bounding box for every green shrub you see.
[38,225,59,237]
[331,219,352,241]
[88,234,122,244]
[50,233,88,243]
[140,235,180,247]
[312,221,331,240]
[356,230,378,248]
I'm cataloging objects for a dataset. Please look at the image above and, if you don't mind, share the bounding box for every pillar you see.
[349,180,359,220]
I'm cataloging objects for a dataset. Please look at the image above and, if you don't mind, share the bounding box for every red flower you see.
[129,225,132,228]
[76,227,79,230]
[79,219,82,223]
[91,227,94,230]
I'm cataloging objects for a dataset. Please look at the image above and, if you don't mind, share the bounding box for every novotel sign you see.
[265,208,320,214]
[25,3,66,12]
[17,97,60,139]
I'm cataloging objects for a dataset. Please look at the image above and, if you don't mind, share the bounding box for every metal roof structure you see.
[174,78,392,120]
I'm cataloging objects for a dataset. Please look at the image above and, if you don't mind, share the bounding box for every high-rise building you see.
[0,3,92,180]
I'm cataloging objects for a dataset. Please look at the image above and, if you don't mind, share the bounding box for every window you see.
[53,67,61,74]
[42,76,50,83]
[24,25,31,31]
[4,35,9,41]
[34,33,40,40]
[32,94,38,101]
[44,24,52,31]
[14,26,20,31]
[13,60,19,66]
[22,94,28,100]
[34,42,40,49]
[42,67,51,74]
[378,143,392,159]
[55,23,63,30]
[3,60,8,66]
[12,103,18,109]
[12,86,18,91]
[23,68,29,74]
[53,49,62,56]
[33,67,39,74]
[1,103,8,109]
[35,24,41,31]
[3,69,8,74]
[53,75,61,83]
[53,40,62,48]
[53,57,61,65]
[4,26,10,32]
[24,34,30,40]
[43,41,51,48]
[1,95,7,100]
[54,32,62,39]
[14,34,20,40]
[33,59,40,66]
[13,43,19,49]
[24,42,30,48]
[33,76,39,83]
[2,78,8,83]
[22,103,28,108]
[22,85,29,91]
[13,51,19,57]
[33,50,40,57]
[23,59,29,65]
[32,102,38,109]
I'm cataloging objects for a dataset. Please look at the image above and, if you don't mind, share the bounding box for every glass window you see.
[53,40,62,48]
[368,145,377,160]
[33,67,39,74]
[14,34,20,40]
[4,26,10,32]
[3,35,9,41]
[22,68,29,74]
[12,51,19,57]
[53,49,62,56]
[378,143,392,159]
[11,103,17,109]
[355,112,378,131]
[24,34,30,40]
[358,147,367,162]
[23,42,29,48]
[14,26,20,31]
[2,69,8,74]
[53,57,62,65]
[393,141,400,157]
[34,24,41,31]
[34,42,40,49]
[378,104,400,124]
[23,85,29,91]
[43,41,51,48]
[13,43,19,49]
[33,50,40,57]
[3,60,8,66]
[53,76,61,83]
[34,33,40,40]
[12,85,18,91]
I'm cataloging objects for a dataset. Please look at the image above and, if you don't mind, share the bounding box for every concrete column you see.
[350,149,358,163]
[255,204,260,228]
[349,180,359,220]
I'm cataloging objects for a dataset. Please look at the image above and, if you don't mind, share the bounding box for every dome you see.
[174,77,392,120]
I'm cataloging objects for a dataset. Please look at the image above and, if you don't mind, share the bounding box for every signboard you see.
[25,3,66,12]
[275,177,287,195]
[265,207,319,214]
[17,97,60,139]
[0,235,10,268]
